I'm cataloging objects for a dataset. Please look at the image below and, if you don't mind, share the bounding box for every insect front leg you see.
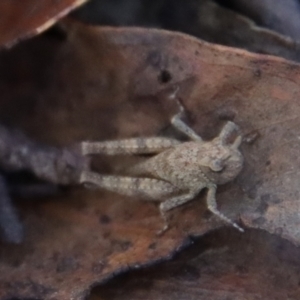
[206,185,244,232]
[218,121,242,149]
[81,137,180,156]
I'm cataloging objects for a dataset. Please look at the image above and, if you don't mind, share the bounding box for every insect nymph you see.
[80,106,244,234]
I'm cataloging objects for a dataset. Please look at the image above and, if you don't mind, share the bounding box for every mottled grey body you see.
[131,140,243,188]
[80,107,244,234]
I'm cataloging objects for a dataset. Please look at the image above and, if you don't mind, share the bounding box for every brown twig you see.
[0,174,23,243]
[0,125,87,184]
[0,124,88,243]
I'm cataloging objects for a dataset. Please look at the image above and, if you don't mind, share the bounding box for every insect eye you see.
[209,152,232,171]
[209,159,224,172]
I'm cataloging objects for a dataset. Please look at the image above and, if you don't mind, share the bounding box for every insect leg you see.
[81,137,180,156]
[218,121,242,145]
[171,100,203,141]
[171,115,203,141]
[206,185,244,232]
[80,171,178,199]
[158,192,197,234]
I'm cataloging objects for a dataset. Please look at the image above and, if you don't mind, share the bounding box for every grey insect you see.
[80,105,244,234]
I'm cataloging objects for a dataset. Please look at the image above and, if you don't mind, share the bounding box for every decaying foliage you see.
[1,1,300,300]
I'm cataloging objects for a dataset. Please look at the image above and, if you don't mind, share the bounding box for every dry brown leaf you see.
[193,0,300,62]
[222,0,300,41]
[0,0,88,49]
[73,0,300,63]
[91,228,300,300]
[0,19,300,299]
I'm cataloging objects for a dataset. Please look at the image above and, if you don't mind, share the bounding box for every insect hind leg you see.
[80,171,179,199]
[81,138,180,156]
